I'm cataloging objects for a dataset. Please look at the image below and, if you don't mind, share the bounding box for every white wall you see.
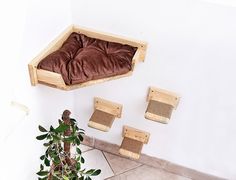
[0,0,73,179]
[71,0,236,179]
[1,0,236,179]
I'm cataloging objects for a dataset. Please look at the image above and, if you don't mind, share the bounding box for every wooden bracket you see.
[94,97,122,118]
[119,126,150,159]
[147,87,180,109]
[122,126,150,144]
[145,87,180,123]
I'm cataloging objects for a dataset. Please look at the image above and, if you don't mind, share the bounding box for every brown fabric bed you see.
[37,32,137,85]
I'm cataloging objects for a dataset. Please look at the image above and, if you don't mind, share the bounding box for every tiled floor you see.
[79,145,191,180]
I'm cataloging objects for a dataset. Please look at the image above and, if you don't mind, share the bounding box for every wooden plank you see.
[37,69,66,89]
[119,148,140,160]
[68,71,133,90]
[94,97,122,118]
[28,64,38,86]
[147,87,180,109]
[145,112,169,124]
[88,121,110,132]
[122,126,150,144]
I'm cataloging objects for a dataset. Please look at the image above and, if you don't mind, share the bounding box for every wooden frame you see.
[28,25,148,90]
[145,86,180,124]
[119,126,150,159]
[88,97,122,132]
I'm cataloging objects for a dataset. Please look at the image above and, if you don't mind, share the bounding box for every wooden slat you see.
[145,112,170,124]
[94,97,122,118]
[28,64,38,86]
[88,121,110,132]
[37,69,66,88]
[68,71,133,90]
[119,148,140,160]
[122,126,150,144]
[147,87,180,109]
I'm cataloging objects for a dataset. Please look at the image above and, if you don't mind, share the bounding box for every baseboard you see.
[81,135,226,180]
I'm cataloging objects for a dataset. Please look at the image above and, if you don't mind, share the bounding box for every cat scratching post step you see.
[145,87,180,124]
[88,97,122,132]
[119,126,150,159]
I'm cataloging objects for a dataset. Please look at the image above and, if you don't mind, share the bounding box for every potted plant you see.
[36,110,101,180]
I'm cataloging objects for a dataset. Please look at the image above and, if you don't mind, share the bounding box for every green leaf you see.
[58,119,63,124]
[76,162,81,171]
[70,118,76,123]
[36,171,49,176]
[79,177,84,180]
[85,169,95,175]
[85,177,91,180]
[50,125,54,132]
[75,138,80,145]
[52,135,60,142]
[53,156,60,165]
[62,175,69,180]
[76,147,81,155]
[40,164,44,170]
[43,143,50,147]
[38,125,48,132]
[38,177,48,180]
[64,136,76,142]
[81,156,85,164]
[78,134,84,141]
[52,175,60,180]
[40,155,45,160]
[44,157,50,166]
[91,169,101,176]
[36,134,48,140]
[54,123,69,133]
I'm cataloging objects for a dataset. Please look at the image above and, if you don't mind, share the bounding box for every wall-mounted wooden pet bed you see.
[145,87,180,124]
[119,126,150,159]
[88,97,122,132]
[28,25,147,90]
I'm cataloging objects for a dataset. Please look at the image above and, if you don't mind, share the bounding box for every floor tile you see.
[107,165,191,180]
[71,144,93,158]
[82,149,114,180]
[103,152,142,175]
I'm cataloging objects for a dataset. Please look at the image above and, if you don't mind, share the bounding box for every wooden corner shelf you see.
[28,25,147,90]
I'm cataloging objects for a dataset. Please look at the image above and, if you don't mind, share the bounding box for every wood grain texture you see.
[28,25,147,90]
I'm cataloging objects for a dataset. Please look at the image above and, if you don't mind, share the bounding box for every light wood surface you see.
[28,25,147,90]
[119,126,150,159]
[122,126,150,144]
[119,148,140,159]
[147,87,180,109]
[145,112,169,124]
[88,121,110,132]
[94,97,122,118]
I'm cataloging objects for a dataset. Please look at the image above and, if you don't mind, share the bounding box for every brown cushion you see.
[37,32,137,85]
[146,100,174,119]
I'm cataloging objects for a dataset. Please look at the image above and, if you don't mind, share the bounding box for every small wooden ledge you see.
[88,97,122,132]
[119,126,150,159]
[145,87,180,124]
